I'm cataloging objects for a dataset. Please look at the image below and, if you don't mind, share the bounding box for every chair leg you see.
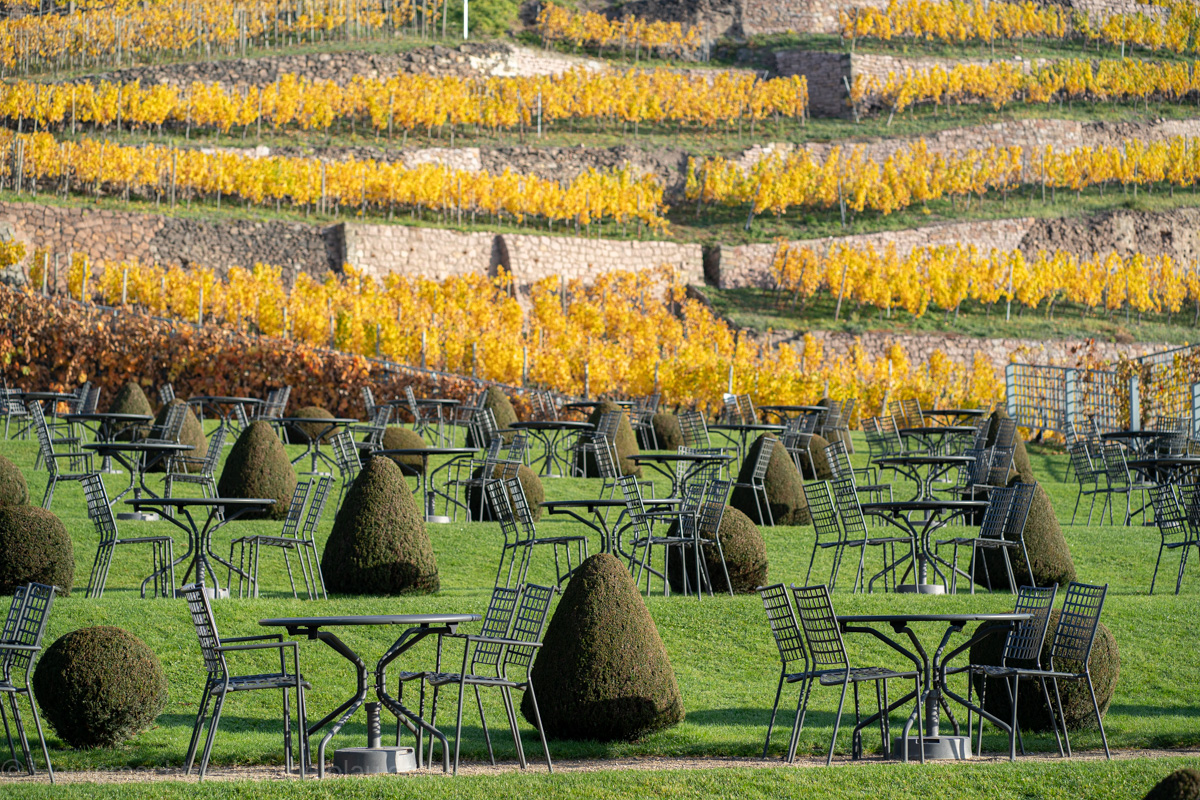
[525,680,553,773]
[184,684,214,775]
[763,672,785,759]
[785,679,812,764]
[452,678,467,776]
[197,693,226,780]
[1086,673,1111,760]
[500,686,527,769]
[474,686,496,765]
[1051,678,1072,757]
[7,693,32,775]
[1038,677,1065,758]
[1005,676,1020,761]
[826,680,850,766]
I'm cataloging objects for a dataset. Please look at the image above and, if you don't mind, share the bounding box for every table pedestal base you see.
[175,585,229,600]
[891,735,970,760]
[332,746,417,774]
[426,514,452,524]
[117,511,159,522]
[896,583,945,595]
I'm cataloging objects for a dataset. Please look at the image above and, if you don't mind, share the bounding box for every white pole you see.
[463,0,468,39]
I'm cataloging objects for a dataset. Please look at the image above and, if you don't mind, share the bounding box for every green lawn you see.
[0,423,1197,789]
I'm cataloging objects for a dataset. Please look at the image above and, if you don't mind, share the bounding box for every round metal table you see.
[64,412,153,473]
[860,499,989,594]
[259,612,482,777]
[279,417,357,475]
[1100,430,1166,457]
[629,451,734,498]
[187,395,263,437]
[837,612,1030,761]
[898,426,977,456]
[756,404,825,423]
[707,423,785,461]
[872,455,977,502]
[82,441,193,521]
[510,420,594,477]
[370,447,479,523]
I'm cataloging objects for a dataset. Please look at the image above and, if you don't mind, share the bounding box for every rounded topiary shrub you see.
[380,426,427,474]
[575,401,642,477]
[973,478,1076,590]
[108,381,154,440]
[798,433,833,481]
[289,405,340,445]
[33,626,168,748]
[1144,768,1200,800]
[642,412,683,451]
[986,407,1034,483]
[465,462,544,522]
[969,608,1119,731]
[321,457,439,595]
[0,454,28,506]
[0,505,73,594]
[665,505,767,594]
[216,420,297,521]
[146,400,207,473]
[466,387,518,446]
[730,434,811,526]
[522,553,683,741]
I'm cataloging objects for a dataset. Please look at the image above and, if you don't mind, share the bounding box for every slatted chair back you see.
[1002,584,1059,665]
[861,416,888,461]
[277,386,292,416]
[1155,416,1189,455]
[503,476,538,534]
[232,402,250,431]
[280,480,312,539]
[840,398,857,431]
[362,386,377,419]
[332,431,362,478]
[503,430,530,466]
[678,446,726,488]
[737,394,758,424]
[751,436,776,483]
[696,479,731,539]
[678,410,710,449]
[880,414,905,455]
[901,398,924,428]
[887,400,907,428]
[539,390,560,421]
[81,472,119,549]
[1,584,27,644]
[617,473,655,544]
[721,394,743,424]
[991,417,1017,450]
[1048,582,1108,667]
[470,585,522,672]
[977,485,1016,543]
[485,479,528,557]
[830,476,868,540]
[596,411,622,442]
[471,407,500,448]
[759,584,808,672]
[1005,482,1037,540]
[403,385,425,427]
[804,481,842,545]
[530,391,550,421]
[790,584,849,672]
[824,439,853,484]
[300,476,333,544]
[181,583,227,682]
[3,582,54,678]
[947,448,989,494]
[985,446,1014,486]
[1099,441,1133,487]
[594,433,620,480]
[198,425,226,475]
[1067,441,1097,481]
[502,583,556,672]
[780,428,813,470]
[67,383,91,414]
[819,400,843,437]
[147,403,186,444]
[967,415,991,451]
[798,413,819,435]
[1151,484,1189,535]
[673,480,707,540]
[28,402,58,474]
[159,383,176,405]
[82,385,101,414]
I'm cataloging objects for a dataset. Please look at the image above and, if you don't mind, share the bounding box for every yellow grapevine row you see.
[686,136,1200,218]
[771,240,1200,318]
[0,0,422,75]
[0,130,669,230]
[851,58,1200,116]
[0,69,809,136]
[534,2,704,59]
[23,257,1002,415]
[841,0,1200,54]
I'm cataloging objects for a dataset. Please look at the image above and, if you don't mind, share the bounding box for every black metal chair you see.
[165,425,226,502]
[825,439,892,504]
[678,409,710,449]
[995,582,1112,760]
[1,379,30,440]
[330,429,363,505]
[1147,483,1198,595]
[630,393,660,450]
[425,583,556,775]
[936,482,1036,594]
[954,584,1061,760]
[0,583,55,783]
[28,401,93,510]
[489,476,587,589]
[82,473,175,599]
[233,476,331,600]
[621,474,706,597]
[1066,441,1103,525]
[181,582,310,780]
[692,479,733,596]
[756,583,814,760]
[991,417,1018,451]
[802,481,850,590]
[570,411,622,479]
[1097,441,1153,526]
[830,477,913,594]
[789,583,924,765]
[733,435,776,526]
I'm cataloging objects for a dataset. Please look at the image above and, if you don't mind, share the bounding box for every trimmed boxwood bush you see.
[146,400,207,473]
[108,382,154,440]
[798,433,834,481]
[289,405,340,445]
[643,412,683,451]
[380,426,427,474]
[665,505,767,594]
[1144,768,1200,800]
[216,420,297,521]
[465,462,545,522]
[33,626,167,748]
[968,608,1119,731]
[0,505,73,594]
[730,434,811,526]
[0,454,28,506]
[522,553,683,741]
[986,407,1034,483]
[575,401,642,477]
[973,477,1076,589]
[321,457,439,595]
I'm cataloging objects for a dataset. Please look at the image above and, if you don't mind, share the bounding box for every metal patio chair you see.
[230,477,331,600]
[1066,441,1104,525]
[28,401,92,510]
[82,473,175,599]
[1147,483,1199,595]
[831,477,914,594]
[936,483,1036,594]
[164,425,226,502]
[330,430,363,505]
[1097,441,1153,526]
[488,476,587,589]
[0,583,55,783]
[733,436,776,526]
[825,439,892,505]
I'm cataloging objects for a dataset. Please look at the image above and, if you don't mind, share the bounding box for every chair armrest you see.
[0,643,40,653]
[220,634,284,644]
[216,640,298,653]
[47,451,91,460]
[461,636,542,648]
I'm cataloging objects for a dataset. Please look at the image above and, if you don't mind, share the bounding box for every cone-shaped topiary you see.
[1144,768,1200,800]
[289,405,341,445]
[321,456,439,594]
[730,434,811,526]
[969,608,1118,731]
[575,401,642,477]
[522,553,683,741]
[380,426,427,474]
[973,477,1076,589]
[465,462,545,522]
[146,400,207,473]
[0,454,27,506]
[665,505,767,594]
[216,420,297,521]
[0,505,73,594]
[108,382,154,440]
[647,412,683,451]
[33,626,167,748]
[796,433,834,480]
[986,407,1034,483]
